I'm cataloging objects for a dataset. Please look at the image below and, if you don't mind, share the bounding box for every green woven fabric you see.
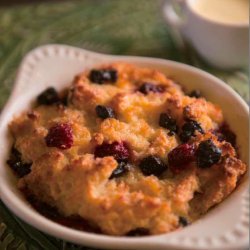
[0,0,248,249]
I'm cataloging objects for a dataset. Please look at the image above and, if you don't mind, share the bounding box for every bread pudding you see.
[7,63,246,236]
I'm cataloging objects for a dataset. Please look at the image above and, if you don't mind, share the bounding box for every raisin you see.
[109,161,131,179]
[95,105,116,119]
[139,156,167,176]
[45,123,73,150]
[196,139,222,168]
[89,69,117,84]
[217,123,236,147]
[61,94,68,106]
[159,113,178,135]
[179,120,204,142]
[7,147,32,177]
[94,141,130,162]
[168,144,195,174]
[37,87,60,105]
[179,217,189,227]
[138,83,165,94]
[126,228,150,237]
[189,90,201,98]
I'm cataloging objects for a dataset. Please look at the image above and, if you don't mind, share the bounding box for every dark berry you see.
[139,156,167,176]
[89,69,117,84]
[37,87,60,105]
[179,120,204,142]
[95,105,116,119]
[217,123,236,147]
[168,144,195,174]
[126,228,150,237]
[196,139,222,168]
[61,94,68,106]
[159,113,178,135]
[94,141,130,162]
[138,83,165,94]
[189,90,201,98]
[109,161,131,179]
[45,123,73,150]
[7,147,32,177]
[179,217,189,227]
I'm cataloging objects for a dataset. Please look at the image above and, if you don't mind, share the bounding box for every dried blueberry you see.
[189,90,201,98]
[179,120,204,142]
[217,123,236,147]
[126,228,150,237]
[109,161,131,179]
[168,144,195,174]
[95,105,116,119]
[89,69,117,84]
[139,156,167,176]
[45,123,73,150]
[138,83,165,94]
[196,139,222,168]
[159,113,178,135]
[94,141,130,162]
[7,147,32,177]
[179,217,189,227]
[61,94,68,106]
[37,87,60,105]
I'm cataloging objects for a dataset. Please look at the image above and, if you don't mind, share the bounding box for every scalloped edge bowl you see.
[0,44,248,250]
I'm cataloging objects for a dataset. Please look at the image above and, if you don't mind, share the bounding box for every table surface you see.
[0,0,248,249]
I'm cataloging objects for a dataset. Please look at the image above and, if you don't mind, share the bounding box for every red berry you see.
[94,141,130,162]
[45,123,73,150]
[168,143,195,173]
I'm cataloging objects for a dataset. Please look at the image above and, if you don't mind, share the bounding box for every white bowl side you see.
[0,45,248,250]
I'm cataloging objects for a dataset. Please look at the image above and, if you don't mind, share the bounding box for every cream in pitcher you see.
[192,0,249,25]
[164,0,249,68]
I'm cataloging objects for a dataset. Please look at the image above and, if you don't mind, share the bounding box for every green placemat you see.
[0,0,248,249]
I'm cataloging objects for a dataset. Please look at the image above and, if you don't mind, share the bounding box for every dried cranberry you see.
[179,120,204,142]
[45,123,73,150]
[189,90,201,98]
[159,113,178,135]
[95,105,116,119]
[126,228,150,237]
[138,83,165,94]
[109,161,131,179]
[37,87,60,105]
[217,123,236,147]
[7,147,32,177]
[179,217,189,227]
[139,156,167,176]
[168,144,195,173]
[94,141,130,162]
[89,69,117,84]
[196,139,221,168]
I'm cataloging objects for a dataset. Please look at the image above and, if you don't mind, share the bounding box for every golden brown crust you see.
[10,62,246,235]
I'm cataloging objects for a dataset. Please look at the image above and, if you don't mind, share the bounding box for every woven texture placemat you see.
[0,0,248,249]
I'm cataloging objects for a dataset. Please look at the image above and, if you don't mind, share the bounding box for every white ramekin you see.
[0,45,248,250]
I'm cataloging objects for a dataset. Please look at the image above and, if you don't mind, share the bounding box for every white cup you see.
[163,0,249,69]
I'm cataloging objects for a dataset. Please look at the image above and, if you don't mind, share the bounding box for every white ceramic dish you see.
[0,44,248,250]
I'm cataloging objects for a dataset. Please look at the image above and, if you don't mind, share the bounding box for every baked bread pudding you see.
[7,63,246,236]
